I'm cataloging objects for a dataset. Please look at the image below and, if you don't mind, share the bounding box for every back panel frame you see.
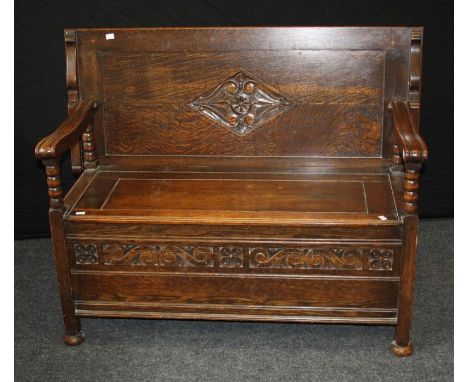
[66,27,421,172]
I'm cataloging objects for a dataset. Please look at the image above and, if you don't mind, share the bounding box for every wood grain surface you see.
[71,27,412,167]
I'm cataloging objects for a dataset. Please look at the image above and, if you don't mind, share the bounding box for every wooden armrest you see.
[390,101,428,164]
[36,100,98,211]
[35,100,99,160]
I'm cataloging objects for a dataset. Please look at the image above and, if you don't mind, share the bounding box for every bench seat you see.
[63,169,402,327]
[65,169,400,225]
[35,27,427,355]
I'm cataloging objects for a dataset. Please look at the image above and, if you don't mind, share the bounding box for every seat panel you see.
[102,178,367,212]
[66,169,398,225]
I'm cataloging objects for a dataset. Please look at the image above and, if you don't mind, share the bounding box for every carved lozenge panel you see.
[188,70,296,136]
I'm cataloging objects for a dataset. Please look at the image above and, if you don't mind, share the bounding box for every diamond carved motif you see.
[188,70,296,135]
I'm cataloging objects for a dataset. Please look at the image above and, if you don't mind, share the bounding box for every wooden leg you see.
[391,215,418,356]
[49,209,84,346]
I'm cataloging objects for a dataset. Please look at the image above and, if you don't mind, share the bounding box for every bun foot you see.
[391,340,413,357]
[63,331,84,346]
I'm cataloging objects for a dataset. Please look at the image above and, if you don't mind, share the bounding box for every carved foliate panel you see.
[249,248,364,270]
[74,244,394,272]
[188,71,296,135]
[102,245,214,267]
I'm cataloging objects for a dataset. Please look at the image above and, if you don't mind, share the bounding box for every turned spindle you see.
[392,144,402,166]
[403,166,420,214]
[82,123,97,169]
[44,159,63,211]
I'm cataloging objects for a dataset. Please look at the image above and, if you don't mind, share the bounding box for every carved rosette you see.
[188,71,295,135]
[219,247,243,268]
[75,244,98,264]
[368,250,394,271]
[75,244,394,272]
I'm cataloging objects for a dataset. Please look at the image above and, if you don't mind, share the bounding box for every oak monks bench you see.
[35,27,428,356]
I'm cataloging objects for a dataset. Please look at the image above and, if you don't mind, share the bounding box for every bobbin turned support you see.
[403,163,421,214]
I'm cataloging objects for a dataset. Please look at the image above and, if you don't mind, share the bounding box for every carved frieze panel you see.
[74,244,394,272]
[188,70,296,135]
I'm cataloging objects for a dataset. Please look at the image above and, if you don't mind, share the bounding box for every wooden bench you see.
[35,27,427,356]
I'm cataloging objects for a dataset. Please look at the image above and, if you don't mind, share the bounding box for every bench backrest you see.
[66,27,422,171]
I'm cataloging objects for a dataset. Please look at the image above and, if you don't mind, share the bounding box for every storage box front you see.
[68,238,400,323]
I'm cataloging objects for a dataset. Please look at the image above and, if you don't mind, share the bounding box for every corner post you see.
[64,30,83,175]
[43,158,84,345]
[389,29,425,356]
[408,28,423,119]
[392,215,418,356]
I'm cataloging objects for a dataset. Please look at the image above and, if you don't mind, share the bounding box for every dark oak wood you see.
[393,215,419,356]
[35,27,427,355]
[35,100,99,162]
[64,30,83,175]
[390,100,428,213]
